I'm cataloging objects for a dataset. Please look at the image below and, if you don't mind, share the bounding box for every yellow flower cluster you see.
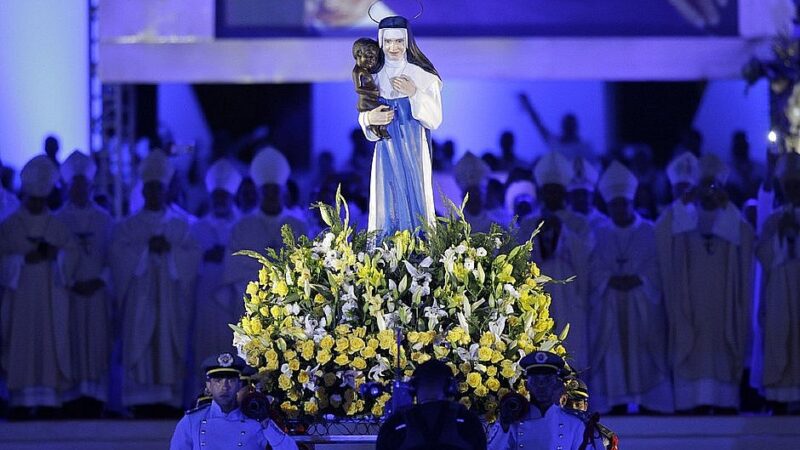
[231,194,566,421]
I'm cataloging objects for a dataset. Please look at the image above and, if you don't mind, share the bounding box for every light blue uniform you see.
[170,401,298,450]
[487,404,603,450]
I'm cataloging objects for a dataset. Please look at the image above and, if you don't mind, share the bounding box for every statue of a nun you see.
[358,15,442,237]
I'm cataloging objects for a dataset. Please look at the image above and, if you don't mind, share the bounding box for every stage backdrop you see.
[217,0,739,37]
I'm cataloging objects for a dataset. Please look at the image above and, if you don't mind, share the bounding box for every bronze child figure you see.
[352,37,390,139]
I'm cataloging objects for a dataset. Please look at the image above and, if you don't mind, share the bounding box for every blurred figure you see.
[454,152,492,233]
[0,156,73,418]
[224,148,308,299]
[111,150,201,416]
[485,178,511,228]
[567,156,605,228]
[306,0,393,29]
[519,93,595,162]
[728,130,764,207]
[504,180,537,224]
[756,153,800,412]
[190,160,243,394]
[523,152,592,372]
[589,162,673,414]
[376,359,486,450]
[43,135,64,211]
[57,151,113,418]
[661,154,753,414]
[497,130,523,171]
[236,176,259,215]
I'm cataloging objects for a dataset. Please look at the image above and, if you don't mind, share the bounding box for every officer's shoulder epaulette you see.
[185,403,211,415]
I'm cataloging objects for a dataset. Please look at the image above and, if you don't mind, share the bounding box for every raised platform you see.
[0,416,798,449]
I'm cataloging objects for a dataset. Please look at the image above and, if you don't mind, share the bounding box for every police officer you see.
[170,352,298,450]
[562,377,618,450]
[487,351,603,450]
[376,359,487,450]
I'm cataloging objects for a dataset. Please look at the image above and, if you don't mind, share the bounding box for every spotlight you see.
[768,130,778,143]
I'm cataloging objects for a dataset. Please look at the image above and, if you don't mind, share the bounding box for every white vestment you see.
[56,203,113,402]
[0,208,73,406]
[656,203,754,410]
[521,209,592,371]
[190,214,241,381]
[224,210,308,297]
[589,215,673,412]
[111,208,200,407]
[756,206,800,402]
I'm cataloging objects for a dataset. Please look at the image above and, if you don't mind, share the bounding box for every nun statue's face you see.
[383,35,406,61]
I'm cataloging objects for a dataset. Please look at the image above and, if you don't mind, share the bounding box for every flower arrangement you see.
[231,189,566,422]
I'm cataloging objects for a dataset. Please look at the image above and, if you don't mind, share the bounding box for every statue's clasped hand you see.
[368,105,395,126]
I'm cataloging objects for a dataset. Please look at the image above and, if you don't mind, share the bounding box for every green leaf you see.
[233,249,270,266]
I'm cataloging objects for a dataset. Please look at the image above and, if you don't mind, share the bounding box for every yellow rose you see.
[433,345,450,359]
[459,362,471,375]
[352,357,367,370]
[280,401,299,419]
[495,340,507,352]
[407,331,420,344]
[459,397,472,409]
[466,372,482,388]
[285,350,297,360]
[486,377,501,392]
[316,349,332,365]
[491,350,504,364]
[479,332,495,347]
[304,399,318,415]
[258,306,270,317]
[278,374,293,391]
[477,346,493,362]
[348,337,365,353]
[475,385,489,397]
[367,338,379,349]
[301,341,315,360]
[249,318,262,334]
[458,382,469,393]
[486,366,498,377]
[378,330,394,350]
[371,402,385,417]
[335,337,349,353]
[288,359,300,371]
[320,335,334,350]
[287,390,299,401]
[334,353,350,365]
[411,352,431,364]
[298,371,310,384]
[335,324,351,336]
[361,346,376,359]
[270,305,283,319]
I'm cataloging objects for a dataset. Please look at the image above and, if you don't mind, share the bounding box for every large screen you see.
[216,0,739,38]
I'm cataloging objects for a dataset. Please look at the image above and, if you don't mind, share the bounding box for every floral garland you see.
[231,188,566,422]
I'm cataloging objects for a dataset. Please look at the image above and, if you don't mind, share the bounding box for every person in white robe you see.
[56,151,113,409]
[190,159,242,387]
[660,154,754,412]
[358,16,442,236]
[0,156,73,409]
[520,151,592,372]
[756,153,800,405]
[567,156,606,228]
[588,161,673,413]
[111,150,201,410]
[0,164,20,404]
[224,148,308,299]
[453,152,493,233]
[504,180,537,224]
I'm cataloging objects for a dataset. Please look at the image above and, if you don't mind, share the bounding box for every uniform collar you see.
[208,400,244,420]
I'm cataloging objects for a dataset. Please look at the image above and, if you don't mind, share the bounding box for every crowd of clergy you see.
[0,127,798,420]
